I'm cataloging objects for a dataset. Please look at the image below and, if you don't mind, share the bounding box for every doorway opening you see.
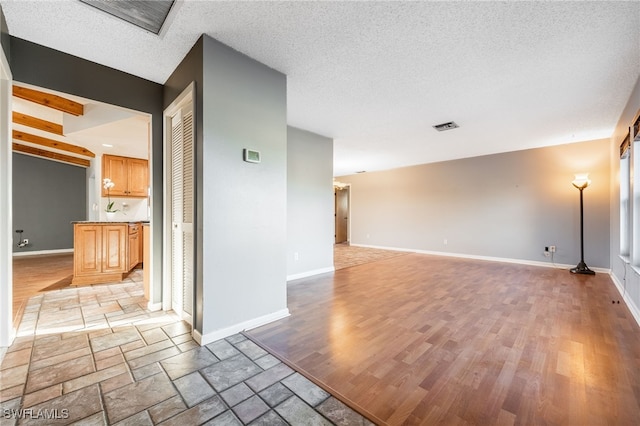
[9,82,153,329]
[334,183,350,244]
[163,83,195,326]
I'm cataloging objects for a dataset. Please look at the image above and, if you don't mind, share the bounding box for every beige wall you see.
[338,139,610,268]
[287,127,334,279]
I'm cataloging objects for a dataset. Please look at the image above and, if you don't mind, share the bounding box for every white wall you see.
[87,152,149,222]
[199,36,288,343]
[0,27,13,350]
[338,139,611,268]
[287,126,334,280]
[610,75,640,325]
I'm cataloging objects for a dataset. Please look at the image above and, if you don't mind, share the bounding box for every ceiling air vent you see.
[80,0,176,35]
[433,121,459,132]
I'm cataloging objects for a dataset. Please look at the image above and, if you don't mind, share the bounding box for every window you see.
[620,132,630,257]
[633,111,640,266]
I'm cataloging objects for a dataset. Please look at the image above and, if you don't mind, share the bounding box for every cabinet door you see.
[127,158,149,197]
[102,225,128,273]
[102,155,128,196]
[74,225,102,276]
[128,232,140,270]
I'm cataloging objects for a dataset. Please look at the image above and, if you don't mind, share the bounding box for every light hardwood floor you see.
[247,253,640,425]
[12,253,73,325]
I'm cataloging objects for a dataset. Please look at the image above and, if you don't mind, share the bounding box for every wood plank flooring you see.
[12,253,73,325]
[246,253,640,425]
[334,243,408,271]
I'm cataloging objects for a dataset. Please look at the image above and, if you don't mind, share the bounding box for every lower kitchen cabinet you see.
[72,222,139,285]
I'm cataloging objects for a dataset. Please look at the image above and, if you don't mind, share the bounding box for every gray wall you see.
[200,36,287,340]
[610,74,640,321]
[166,36,288,341]
[338,139,611,268]
[9,36,165,304]
[12,153,86,252]
[287,126,334,279]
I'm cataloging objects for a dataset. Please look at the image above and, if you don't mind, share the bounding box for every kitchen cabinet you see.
[72,222,142,285]
[142,223,150,300]
[128,223,140,271]
[102,154,148,198]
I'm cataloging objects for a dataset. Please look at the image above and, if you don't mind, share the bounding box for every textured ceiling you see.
[2,1,639,176]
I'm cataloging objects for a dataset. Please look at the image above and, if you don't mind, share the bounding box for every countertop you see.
[72,221,150,224]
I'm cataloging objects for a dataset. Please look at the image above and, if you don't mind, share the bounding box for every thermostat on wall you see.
[243,149,261,163]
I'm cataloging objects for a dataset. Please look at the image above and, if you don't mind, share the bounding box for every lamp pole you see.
[571,174,595,275]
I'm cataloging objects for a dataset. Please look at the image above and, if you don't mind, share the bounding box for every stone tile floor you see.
[0,272,373,425]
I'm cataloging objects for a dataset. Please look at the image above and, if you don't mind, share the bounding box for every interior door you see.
[335,187,348,243]
[169,104,194,323]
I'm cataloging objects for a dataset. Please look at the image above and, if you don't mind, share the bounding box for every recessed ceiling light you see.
[433,121,459,132]
[102,144,113,148]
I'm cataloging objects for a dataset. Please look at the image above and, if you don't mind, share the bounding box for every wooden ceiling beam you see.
[12,130,95,158]
[13,86,84,116]
[13,143,90,168]
[13,112,64,135]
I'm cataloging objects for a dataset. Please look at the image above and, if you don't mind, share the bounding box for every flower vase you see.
[106,212,116,221]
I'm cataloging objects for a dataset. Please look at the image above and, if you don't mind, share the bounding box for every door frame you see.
[162,82,195,318]
[334,183,351,244]
[0,46,13,350]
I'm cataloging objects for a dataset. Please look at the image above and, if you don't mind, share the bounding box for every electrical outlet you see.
[549,245,556,253]
[23,239,29,245]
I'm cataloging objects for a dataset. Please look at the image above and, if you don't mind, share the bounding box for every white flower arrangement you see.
[103,178,118,213]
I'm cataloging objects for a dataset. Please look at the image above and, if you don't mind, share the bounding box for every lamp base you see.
[570,261,595,275]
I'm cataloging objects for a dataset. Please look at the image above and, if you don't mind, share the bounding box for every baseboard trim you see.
[287,266,335,282]
[350,244,611,273]
[192,329,203,345]
[609,272,640,328]
[198,308,290,346]
[13,248,73,257]
[146,302,162,312]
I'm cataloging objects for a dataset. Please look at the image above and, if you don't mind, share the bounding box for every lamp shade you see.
[572,173,591,190]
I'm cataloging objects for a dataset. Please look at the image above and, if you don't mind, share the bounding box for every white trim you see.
[609,272,640,327]
[192,328,202,345]
[0,46,13,349]
[198,308,290,346]
[146,302,163,312]
[350,243,611,273]
[287,266,334,281]
[12,248,73,257]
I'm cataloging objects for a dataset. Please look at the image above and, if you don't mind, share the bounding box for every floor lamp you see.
[570,173,595,275]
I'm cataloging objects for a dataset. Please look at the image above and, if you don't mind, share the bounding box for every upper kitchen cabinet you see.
[102,154,149,197]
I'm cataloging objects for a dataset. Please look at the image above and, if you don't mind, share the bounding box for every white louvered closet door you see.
[170,105,194,323]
